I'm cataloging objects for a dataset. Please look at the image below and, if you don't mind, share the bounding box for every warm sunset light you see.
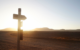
[0,0,80,30]
[9,20,37,31]
[21,23,36,30]
[0,0,80,50]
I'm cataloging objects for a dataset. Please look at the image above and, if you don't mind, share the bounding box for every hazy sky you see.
[0,0,80,30]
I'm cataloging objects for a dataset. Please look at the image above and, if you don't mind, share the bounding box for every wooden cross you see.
[13,8,26,50]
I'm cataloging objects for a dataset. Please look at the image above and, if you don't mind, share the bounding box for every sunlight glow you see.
[11,20,37,31]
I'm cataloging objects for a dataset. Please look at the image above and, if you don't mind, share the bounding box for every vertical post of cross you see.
[13,8,26,50]
[17,8,21,50]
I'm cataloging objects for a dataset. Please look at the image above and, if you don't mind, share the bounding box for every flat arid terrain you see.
[0,31,80,50]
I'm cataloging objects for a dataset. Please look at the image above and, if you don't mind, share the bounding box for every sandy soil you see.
[0,32,80,50]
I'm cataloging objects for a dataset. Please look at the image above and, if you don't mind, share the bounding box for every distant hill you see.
[32,28,80,31]
[32,27,54,31]
[0,27,54,31]
[0,28,17,31]
[0,27,79,31]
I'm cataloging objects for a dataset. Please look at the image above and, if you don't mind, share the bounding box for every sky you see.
[0,0,80,30]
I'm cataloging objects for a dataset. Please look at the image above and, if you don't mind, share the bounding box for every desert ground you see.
[0,31,80,50]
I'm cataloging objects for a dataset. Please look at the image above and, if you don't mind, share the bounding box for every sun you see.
[7,20,35,31]
[20,20,37,31]
[21,27,34,31]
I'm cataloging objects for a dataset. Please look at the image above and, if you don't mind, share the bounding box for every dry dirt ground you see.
[0,31,80,50]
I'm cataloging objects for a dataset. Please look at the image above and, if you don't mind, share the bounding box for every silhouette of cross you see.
[13,8,27,50]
